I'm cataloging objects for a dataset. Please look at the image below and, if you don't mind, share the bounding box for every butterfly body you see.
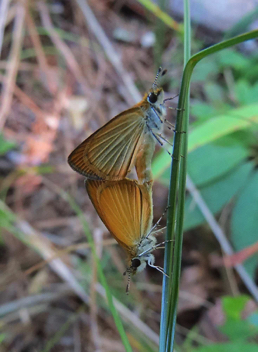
[68,86,167,183]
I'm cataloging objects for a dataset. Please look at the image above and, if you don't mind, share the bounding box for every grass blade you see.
[159,17,258,352]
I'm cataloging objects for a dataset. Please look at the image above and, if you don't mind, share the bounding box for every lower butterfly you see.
[85,178,168,292]
[68,67,174,183]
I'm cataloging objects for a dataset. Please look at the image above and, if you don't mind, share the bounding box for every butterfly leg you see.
[164,119,175,130]
[153,239,173,249]
[156,133,173,147]
[168,106,185,112]
[146,206,170,239]
[163,94,179,103]
[147,257,169,277]
[150,131,173,158]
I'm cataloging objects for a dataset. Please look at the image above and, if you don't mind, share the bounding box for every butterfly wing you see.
[86,179,153,256]
[68,108,146,180]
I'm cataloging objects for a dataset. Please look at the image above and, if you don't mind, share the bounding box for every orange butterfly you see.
[68,68,172,183]
[85,178,168,292]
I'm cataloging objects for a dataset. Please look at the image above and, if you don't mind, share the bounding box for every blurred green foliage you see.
[0,134,16,155]
[189,295,258,352]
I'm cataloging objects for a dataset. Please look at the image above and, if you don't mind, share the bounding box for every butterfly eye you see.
[131,258,141,268]
[148,92,158,104]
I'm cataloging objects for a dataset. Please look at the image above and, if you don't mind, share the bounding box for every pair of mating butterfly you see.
[68,68,174,292]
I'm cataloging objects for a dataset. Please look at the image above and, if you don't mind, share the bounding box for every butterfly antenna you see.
[152,67,162,88]
[126,271,131,294]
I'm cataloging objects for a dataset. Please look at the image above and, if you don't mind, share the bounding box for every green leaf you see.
[235,80,253,105]
[192,343,258,352]
[222,295,250,320]
[243,58,258,83]
[188,104,258,153]
[0,134,16,155]
[160,134,249,187]
[186,135,249,186]
[220,296,258,342]
[231,171,258,278]
[245,82,258,105]
[220,320,257,342]
[229,129,258,148]
[216,49,250,70]
[184,162,254,230]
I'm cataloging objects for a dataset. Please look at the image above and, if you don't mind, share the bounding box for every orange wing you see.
[68,107,146,180]
[85,179,153,255]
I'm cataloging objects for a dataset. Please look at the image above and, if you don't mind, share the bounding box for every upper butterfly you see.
[68,67,169,183]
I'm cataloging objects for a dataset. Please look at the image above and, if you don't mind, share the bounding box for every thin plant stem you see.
[165,1,191,350]
[159,23,258,352]
[137,0,183,33]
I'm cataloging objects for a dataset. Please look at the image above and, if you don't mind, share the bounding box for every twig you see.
[0,0,11,56]
[24,239,116,276]
[0,200,90,304]
[225,242,258,267]
[37,1,92,96]
[75,0,141,105]
[4,4,17,28]
[0,60,39,71]
[0,288,72,317]
[186,175,258,302]
[0,75,46,120]
[0,1,27,130]
[20,224,90,303]
[25,10,56,94]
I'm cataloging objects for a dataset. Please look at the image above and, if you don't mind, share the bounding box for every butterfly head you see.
[129,254,151,274]
[123,235,157,293]
[147,87,164,106]
[124,252,156,294]
[146,67,167,112]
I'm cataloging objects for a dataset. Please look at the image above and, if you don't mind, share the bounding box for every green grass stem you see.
[159,25,258,352]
